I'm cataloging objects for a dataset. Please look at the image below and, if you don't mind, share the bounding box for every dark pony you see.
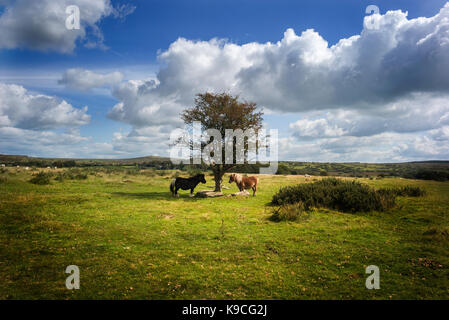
[170,174,206,197]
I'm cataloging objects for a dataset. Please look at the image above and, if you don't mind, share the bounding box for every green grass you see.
[1,168,449,299]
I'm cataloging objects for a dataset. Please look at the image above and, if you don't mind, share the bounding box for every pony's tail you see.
[170,179,176,194]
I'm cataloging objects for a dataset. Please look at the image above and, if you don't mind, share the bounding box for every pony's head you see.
[196,174,206,184]
[229,173,236,183]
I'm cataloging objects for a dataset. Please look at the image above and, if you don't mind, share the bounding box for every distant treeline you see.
[1,155,449,182]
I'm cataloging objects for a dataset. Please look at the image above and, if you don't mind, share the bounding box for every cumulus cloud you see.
[6,3,447,161]
[394,135,449,160]
[277,132,426,163]
[111,125,172,157]
[107,3,449,125]
[0,83,90,130]
[290,118,346,138]
[0,125,119,158]
[0,82,100,158]
[107,3,449,127]
[59,68,124,91]
[289,93,449,139]
[0,0,135,53]
[107,79,184,127]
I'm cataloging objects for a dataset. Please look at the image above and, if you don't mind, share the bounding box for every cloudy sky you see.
[1,0,449,162]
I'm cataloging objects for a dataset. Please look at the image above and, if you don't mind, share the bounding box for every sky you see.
[1,0,449,162]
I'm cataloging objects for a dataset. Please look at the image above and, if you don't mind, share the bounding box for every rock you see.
[195,190,224,198]
[228,190,250,197]
[206,185,230,190]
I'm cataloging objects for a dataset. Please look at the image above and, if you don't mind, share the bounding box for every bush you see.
[186,167,204,176]
[29,172,52,185]
[270,202,309,222]
[156,170,168,176]
[390,186,426,197]
[276,164,291,175]
[54,172,65,182]
[171,171,181,179]
[413,170,449,182]
[422,227,449,242]
[54,169,88,181]
[125,168,139,175]
[271,178,396,213]
[319,170,328,176]
[141,169,156,177]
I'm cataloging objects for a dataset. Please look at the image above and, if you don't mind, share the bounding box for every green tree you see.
[181,92,263,192]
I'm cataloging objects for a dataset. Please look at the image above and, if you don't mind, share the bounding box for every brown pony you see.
[228,173,259,196]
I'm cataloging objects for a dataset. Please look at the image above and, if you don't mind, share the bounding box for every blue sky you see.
[1,0,449,161]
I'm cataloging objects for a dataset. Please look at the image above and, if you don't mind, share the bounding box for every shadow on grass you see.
[112,191,205,201]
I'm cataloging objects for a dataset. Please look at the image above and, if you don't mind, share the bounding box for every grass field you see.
[1,167,449,299]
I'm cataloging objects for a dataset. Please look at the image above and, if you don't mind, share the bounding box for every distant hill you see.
[1,154,449,181]
[0,154,171,166]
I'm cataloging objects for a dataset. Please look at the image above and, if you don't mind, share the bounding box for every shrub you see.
[276,164,291,175]
[422,227,449,242]
[29,172,52,185]
[141,169,156,177]
[171,171,181,178]
[319,170,328,176]
[413,170,449,182]
[55,169,88,181]
[125,168,139,175]
[271,178,396,213]
[270,202,309,222]
[186,168,204,176]
[54,173,65,182]
[390,186,426,197]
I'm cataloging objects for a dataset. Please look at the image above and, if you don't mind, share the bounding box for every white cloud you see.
[4,3,449,161]
[0,125,118,158]
[0,83,90,130]
[107,79,184,127]
[394,135,449,160]
[429,126,449,141]
[107,3,449,120]
[111,125,172,157]
[0,0,135,53]
[289,93,449,138]
[108,3,449,124]
[59,68,124,91]
[290,118,346,138]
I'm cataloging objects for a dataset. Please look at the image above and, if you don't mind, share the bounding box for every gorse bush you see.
[125,168,140,176]
[64,169,88,180]
[412,169,449,182]
[270,202,309,222]
[385,186,426,197]
[271,178,396,213]
[54,169,88,182]
[156,170,168,176]
[29,172,52,185]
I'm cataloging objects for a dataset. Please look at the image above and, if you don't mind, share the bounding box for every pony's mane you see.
[233,173,242,184]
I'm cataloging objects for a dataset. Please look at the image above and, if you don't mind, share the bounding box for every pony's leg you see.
[175,187,180,198]
[252,185,257,196]
[190,188,195,197]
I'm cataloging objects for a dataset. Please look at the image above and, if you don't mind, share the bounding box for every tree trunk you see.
[213,168,223,192]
